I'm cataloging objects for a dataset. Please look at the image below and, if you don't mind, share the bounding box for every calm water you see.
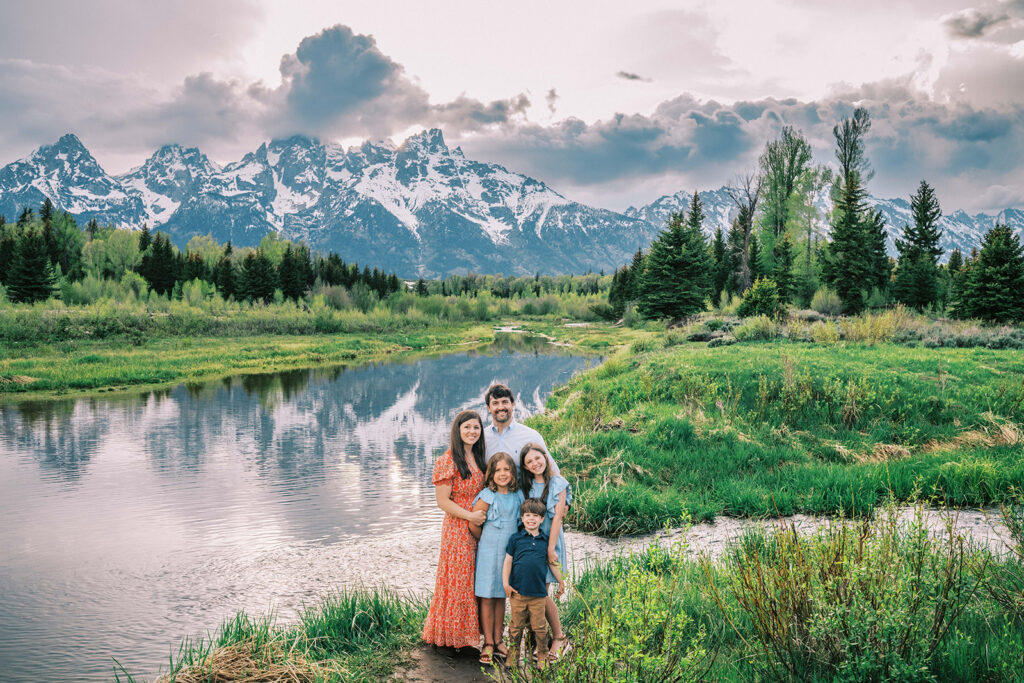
[0,335,597,682]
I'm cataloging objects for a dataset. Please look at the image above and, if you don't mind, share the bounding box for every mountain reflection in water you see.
[0,334,597,682]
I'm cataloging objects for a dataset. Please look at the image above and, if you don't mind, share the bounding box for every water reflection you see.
[0,335,597,682]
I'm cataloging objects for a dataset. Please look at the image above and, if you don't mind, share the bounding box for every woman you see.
[421,410,488,650]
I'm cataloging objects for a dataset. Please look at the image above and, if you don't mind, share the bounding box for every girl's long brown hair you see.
[484,452,519,492]
[450,410,487,479]
[519,442,552,503]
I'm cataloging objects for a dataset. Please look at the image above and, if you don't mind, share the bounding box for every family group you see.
[420,384,571,668]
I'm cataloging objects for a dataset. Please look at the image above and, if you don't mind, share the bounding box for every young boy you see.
[503,498,566,670]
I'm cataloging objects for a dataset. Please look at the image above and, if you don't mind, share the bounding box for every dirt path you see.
[397,645,495,682]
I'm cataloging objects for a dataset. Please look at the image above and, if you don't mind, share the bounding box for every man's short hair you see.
[485,383,514,406]
[520,498,546,517]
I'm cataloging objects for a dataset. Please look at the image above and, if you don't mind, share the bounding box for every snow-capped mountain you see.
[1,131,1022,275]
[627,188,1024,260]
[0,134,147,226]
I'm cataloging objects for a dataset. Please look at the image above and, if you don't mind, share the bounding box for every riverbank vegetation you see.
[132,499,1024,682]
[530,337,1024,535]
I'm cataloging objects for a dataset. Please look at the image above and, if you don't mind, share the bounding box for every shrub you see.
[810,320,841,344]
[733,315,779,341]
[810,286,843,316]
[707,335,737,348]
[623,302,643,328]
[737,277,783,319]
[704,318,725,331]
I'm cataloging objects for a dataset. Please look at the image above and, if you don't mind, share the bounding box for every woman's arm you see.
[468,499,489,540]
[547,489,567,565]
[435,484,487,525]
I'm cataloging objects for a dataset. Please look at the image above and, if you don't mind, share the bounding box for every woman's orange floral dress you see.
[421,450,484,649]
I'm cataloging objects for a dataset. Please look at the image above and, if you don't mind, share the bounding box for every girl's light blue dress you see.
[530,476,571,584]
[474,488,525,598]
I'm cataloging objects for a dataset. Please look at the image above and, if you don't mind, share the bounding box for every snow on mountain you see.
[0,134,146,225]
[627,188,1024,260]
[2,130,1022,276]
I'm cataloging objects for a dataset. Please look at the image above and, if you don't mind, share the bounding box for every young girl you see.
[469,452,524,664]
[519,442,571,661]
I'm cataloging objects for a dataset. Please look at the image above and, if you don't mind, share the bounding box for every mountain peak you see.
[402,128,448,152]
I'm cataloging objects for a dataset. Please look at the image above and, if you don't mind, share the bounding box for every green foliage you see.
[736,277,783,319]
[6,228,58,303]
[810,286,843,316]
[760,125,813,239]
[772,233,796,304]
[529,342,1024,534]
[953,225,1024,323]
[733,314,780,340]
[638,195,712,320]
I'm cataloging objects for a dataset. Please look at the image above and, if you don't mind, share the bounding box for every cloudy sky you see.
[1,0,1023,212]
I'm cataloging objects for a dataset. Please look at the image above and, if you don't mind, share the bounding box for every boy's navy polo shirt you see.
[505,529,550,597]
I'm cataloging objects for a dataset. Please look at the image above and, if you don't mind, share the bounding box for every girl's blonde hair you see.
[484,452,519,492]
[518,442,552,502]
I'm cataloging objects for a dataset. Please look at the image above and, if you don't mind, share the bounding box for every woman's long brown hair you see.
[450,410,487,479]
[519,441,552,504]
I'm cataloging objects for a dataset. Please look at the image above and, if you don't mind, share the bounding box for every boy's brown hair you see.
[483,452,519,492]
[520,498,546,517]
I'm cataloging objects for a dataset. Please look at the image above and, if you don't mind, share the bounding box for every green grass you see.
[537,500,1024,683]
[114,589,427,682]
[529,341,1024,534]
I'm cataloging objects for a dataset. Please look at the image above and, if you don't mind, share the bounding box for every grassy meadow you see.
[530,337,1024,535]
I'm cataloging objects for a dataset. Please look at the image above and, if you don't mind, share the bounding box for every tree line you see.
[608,108,1024,324]
[0,201,613,307]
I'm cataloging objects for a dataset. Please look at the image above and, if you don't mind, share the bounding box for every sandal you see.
[479,643,494,665]
[547,636,567,662]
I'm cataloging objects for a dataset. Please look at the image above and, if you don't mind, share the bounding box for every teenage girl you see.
[519,441,570,661]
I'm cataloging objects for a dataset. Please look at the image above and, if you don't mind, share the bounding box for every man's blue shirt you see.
[485,418,559,474]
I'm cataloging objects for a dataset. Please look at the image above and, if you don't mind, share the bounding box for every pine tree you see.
[637,199,712,320]
[0,224,17,286]
[238,250,277,303]
[86,219,99,239]
[893,180,943,311]
[181,252,208,282]
[138,224,152,252]
[748,233,764,286]
[17,207,34,227]
[213,242,235,300]
[415,278,428,296]
[954,225,1024,323]
[772,233,796,304]
[278,244,306,301]
[711,226,728,301]
[7,228,57,303]
[823,107,874,313]
[141,233,178,295]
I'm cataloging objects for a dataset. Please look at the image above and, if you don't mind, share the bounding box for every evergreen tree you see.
[748,233,764,285]
[954,225,1024,323]
[213,242,235,300]
[0,224,17,286]
[415,278,428,296]
[627,248,644,302]
[724,218,744,295]
[772,233,796,304]
[864,208,891,291]
[86,218,99,239]
[39,198,60,267]
[140,233,178,295]
[278,244,306,301]
[637,202,712,319]
[181,252,208,282]
[893,181,943,311]
[711,226,728,300]
[138,223,152,252]
[822,107,873,313]
[17,207,33,227]
[238,250,277,303]
[7,228,58,303]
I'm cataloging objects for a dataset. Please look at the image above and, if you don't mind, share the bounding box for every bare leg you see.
[480,599,497,647]
[495,598,508,656]
[545,594,566,659]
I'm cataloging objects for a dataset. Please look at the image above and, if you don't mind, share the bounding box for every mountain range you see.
[1,131,1021,276]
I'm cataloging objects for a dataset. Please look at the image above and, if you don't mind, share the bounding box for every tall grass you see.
[135,588,426,683]
[530,342,1024,533]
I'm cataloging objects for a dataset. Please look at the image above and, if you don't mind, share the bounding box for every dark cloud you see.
[616,71,651,82]
[944,7,1011,37]
[546,89,559,115]
[458,87,1024,213]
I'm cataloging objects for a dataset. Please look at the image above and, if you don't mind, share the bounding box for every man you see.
[483,384,560,475]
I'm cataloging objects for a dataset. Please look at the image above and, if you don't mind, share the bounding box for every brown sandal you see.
[479,643,494,664]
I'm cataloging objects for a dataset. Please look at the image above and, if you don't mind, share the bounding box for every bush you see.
[810,320,841,344]
[811,286,843,316]
[737,277,783,319]
[733,315,779,341]
[623,302,643,328]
